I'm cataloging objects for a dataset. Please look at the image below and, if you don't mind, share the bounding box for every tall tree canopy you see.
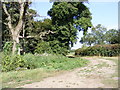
[80,33,95,46]
[80,24,119,46]
[26,18,54,54]
[105,29,119,44]
[2,1,92,55]
[80,24,107,46]
[47,2,92,54]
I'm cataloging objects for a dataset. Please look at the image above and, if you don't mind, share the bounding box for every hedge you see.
[75,44,120,57]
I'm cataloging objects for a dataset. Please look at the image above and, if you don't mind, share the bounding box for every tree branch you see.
[3,3,13,34]
[15,1,24,34]
[15,0,29,35]
[19,30,55,39]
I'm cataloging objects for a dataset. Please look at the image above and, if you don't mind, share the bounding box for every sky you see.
[30,1,118,50]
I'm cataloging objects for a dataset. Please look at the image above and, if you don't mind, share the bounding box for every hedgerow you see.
[75,44,120,57]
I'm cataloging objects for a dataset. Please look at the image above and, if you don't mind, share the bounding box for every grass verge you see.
[1,54,89,88]
[1,68,64,88]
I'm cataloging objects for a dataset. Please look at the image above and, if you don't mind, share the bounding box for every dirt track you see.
[19,57,118,88]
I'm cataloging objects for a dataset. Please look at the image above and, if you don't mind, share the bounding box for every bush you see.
[75,44,120,57]
[3,42,12,55]
[31,54,89,70]
[23,53,38,69]
[2,55,26,72]
[2,53,89,72]
[2,54,38,72]
[34,41,69,55]
[34,42,52,54]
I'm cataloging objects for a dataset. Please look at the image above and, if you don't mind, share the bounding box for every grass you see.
[1,68,64,88]
[22,53,89,70]
[1,53,89,88]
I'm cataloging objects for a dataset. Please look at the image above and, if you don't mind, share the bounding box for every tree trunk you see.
[12,31,20,55]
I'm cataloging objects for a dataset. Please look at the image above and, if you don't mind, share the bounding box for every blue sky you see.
[30,2,118,50]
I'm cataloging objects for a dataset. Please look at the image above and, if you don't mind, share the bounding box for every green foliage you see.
[23,54,89,70]
[105,29,119,44]
[80,33,95,46]
[2,2,92,55]
[80,24,119,46]
[3,42,12,55]
[49,40,69,55]
[2,55,26,72]
[20,18,53,54]
[92,24,107,45]
[75,44,120,57]
[80,24,107,46]
[2,54,38,72]
[23,53,37,69]
[34,42,52,54]
[2,53,89,72]
[48,2,92,53]
[2,2,37,54]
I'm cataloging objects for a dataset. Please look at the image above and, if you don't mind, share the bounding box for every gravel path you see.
[19,57,118,88]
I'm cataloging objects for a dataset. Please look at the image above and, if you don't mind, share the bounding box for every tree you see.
[48,2,92,54]
[2,1,30,55]
[91,24,107,45]
[2,6,38,54]
[80,24,119,46]
[80,33,95,46]
[19,9,38,54]
[18,18,54,54]
[105,29,119,44]
[80,24,107,46]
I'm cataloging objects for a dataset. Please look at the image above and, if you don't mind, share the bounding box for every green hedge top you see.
[75,44,120,57]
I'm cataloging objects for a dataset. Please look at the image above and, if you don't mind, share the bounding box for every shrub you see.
[2,54,38,72]
[2,53,89,72]
[3,42,12,55]
[34,42,52,54]
[75,44,120,57]
[2,55,26,72]
[23,53,38,69]
[35,41,69,55]
[23,54,89,70]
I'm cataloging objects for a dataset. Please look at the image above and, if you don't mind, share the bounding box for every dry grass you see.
[1,68,64,88]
